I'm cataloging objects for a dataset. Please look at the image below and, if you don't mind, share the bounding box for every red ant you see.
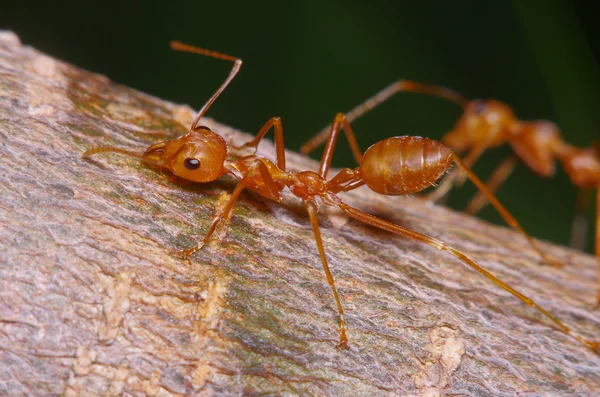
[300,82,566,268]
[300,81,600,299]
[83,42,598,352]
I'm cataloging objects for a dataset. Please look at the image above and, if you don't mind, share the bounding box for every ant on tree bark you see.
[84,41,599,352]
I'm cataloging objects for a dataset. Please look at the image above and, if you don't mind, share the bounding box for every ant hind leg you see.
[453,155,564,268]
[332,198,599,352]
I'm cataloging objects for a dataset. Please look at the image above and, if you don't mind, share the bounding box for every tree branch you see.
[0,31,599,396]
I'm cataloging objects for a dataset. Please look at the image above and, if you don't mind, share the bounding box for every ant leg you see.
[180,161,280,260]
[254,159,284,200]
[465,154,519,215]
[453,155,564,268]
[306,201,348,348]
[330,197,598,352]
[300,81,467,155]
[179,175,249,260]
[318,113,363,178]
[230,117,287,171]
[170,41,243,130]
[569,189,590,251]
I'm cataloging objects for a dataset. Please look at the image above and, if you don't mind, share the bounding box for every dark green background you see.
[2,1,599,252]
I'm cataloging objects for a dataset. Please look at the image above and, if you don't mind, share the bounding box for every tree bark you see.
[0,31,599,396]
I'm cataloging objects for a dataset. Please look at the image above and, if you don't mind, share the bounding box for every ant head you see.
[145,126,228,182]
[443,99,515,152]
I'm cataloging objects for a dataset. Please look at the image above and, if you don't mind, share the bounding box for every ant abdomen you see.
[360,136,453,195]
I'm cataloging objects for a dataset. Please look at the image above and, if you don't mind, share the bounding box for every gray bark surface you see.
[0,31,599,396]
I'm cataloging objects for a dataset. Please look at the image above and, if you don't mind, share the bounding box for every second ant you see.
[301,80,600,302]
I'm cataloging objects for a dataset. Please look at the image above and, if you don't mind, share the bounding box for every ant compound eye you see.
[183,158,201,170]
[473,101,486,114]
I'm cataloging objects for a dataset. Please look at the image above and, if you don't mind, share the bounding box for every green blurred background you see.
[2,1,599,252]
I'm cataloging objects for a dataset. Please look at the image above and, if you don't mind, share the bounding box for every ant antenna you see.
[82,147,161,168]
[83,147,145,160]
[170,41,242,131]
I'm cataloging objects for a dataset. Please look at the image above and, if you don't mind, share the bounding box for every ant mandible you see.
[83,42,598,352]
[300,81,600,302]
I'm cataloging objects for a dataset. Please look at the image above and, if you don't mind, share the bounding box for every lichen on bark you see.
[0,31,599,396]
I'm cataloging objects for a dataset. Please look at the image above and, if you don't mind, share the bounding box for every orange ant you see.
[300,81,567,269]
[300,81,600,302]
[83,42,598,352]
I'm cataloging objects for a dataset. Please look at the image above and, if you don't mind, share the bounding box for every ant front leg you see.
[230,117,287,170]
[179,161,280,261]
[178,175,249,261]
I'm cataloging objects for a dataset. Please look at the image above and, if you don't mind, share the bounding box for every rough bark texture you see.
[0,31,599,396]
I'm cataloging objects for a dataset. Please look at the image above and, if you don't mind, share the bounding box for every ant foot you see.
[336,340,349,350]
[580,337,600,353]
[175,250,192,265]
[175,248,195,264]
[335,333,349,350]
[176,243,205,264]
